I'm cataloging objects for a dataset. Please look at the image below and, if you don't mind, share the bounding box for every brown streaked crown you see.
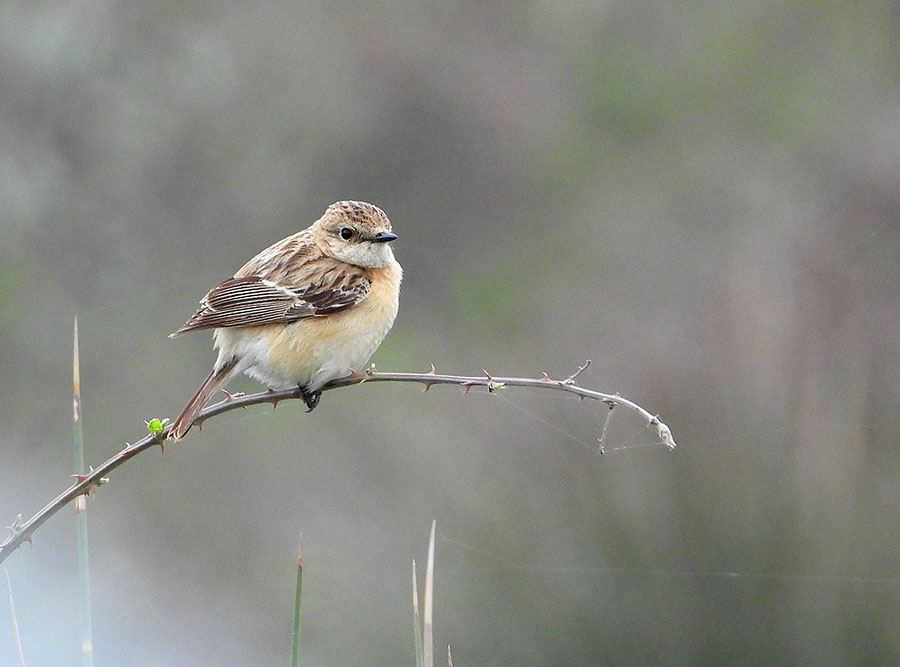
[323,201,392,230]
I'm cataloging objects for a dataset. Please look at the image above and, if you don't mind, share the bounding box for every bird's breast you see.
[217,260,401,391]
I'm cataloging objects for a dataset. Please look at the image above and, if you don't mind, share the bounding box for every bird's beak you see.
[371,231,398,243]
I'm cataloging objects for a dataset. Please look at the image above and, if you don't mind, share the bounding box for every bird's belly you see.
[215,300,397,391]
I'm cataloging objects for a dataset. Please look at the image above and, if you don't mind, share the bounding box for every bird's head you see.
[315,200,398,268]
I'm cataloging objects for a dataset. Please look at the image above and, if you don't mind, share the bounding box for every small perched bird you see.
[169,200,402,440]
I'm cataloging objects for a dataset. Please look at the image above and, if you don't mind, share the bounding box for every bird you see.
[168,200,402,440]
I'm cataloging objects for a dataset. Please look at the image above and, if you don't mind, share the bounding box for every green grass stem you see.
[73,318,94,666]
[290,534,303,667]
[413,560,424,667]
[5,567,25,666]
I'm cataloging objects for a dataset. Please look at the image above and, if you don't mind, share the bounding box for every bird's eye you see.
[340,227,353,240]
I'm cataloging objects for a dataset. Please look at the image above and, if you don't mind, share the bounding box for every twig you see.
[0,363,676,564]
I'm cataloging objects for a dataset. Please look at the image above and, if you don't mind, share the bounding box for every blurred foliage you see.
[451,265,525,338]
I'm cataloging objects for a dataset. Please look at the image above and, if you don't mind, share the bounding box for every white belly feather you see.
[212,261,401,392]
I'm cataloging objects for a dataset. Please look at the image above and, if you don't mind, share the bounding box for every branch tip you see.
[563,359,591,384]
[655,421,677,450]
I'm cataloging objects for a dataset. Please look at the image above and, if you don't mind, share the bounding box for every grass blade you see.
[5,567,25,666]
[423,520,435,667]
[73,318,94,666]
[413,560,424,667]
[290,533,303,667]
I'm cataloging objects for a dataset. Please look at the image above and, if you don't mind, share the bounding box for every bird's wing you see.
[170,254,371,337]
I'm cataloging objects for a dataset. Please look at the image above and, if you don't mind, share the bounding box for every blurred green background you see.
[2,2,899,664]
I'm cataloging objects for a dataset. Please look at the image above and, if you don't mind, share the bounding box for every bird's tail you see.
[170,358,238,440]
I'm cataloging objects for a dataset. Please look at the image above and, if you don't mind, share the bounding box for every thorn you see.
[355,363,376,384]
[483,369,504,393]
[221,389,244,400]
[341,368,367,384]
[484,369,496,393]
[353,368,370,384]
[8,514,24,536]
[426,363,436,375]
[347,369,368,385]
[540,371,554,382]
[265,388,280,406]
[460,382,476,394]
[81,475,110,498]
[422,381,435,393]
[157,439,166,454]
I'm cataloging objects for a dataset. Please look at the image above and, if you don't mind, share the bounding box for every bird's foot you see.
[299,386,321,412]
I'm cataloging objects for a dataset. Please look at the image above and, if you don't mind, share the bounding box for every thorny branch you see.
[0,362,675,564]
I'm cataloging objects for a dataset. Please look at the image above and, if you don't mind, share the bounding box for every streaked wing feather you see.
[171,268,371,335]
